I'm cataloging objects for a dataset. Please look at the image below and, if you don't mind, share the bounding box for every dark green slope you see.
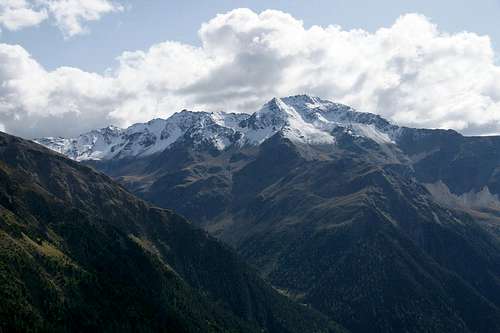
[231,135,500,332]
[88,132,500,333]
[0,132,342,333]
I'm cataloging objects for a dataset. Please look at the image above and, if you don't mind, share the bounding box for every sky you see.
[1,0,500,138]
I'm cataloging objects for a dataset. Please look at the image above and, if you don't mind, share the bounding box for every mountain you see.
[396,128,500,238]
[37,95,500,333]
[0,131,343,332]
[34,95,399,161]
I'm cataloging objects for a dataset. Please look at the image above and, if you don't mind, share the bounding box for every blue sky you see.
[3,0,500,73]
[2,0,500,138]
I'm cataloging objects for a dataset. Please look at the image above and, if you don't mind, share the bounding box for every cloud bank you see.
[0,0,122,37]
[1,8,500,138]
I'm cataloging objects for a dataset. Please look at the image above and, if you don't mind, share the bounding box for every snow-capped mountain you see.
[35,95,401,161]
[27,96,500,333]
[243,95,400,145]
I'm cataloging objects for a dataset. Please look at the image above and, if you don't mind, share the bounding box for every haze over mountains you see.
[35,95,500,333]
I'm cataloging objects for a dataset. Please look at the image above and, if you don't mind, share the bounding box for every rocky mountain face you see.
[0,131,343,332]
[37,95,500,333]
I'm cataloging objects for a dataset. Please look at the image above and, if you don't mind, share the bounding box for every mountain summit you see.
[35,95,400,161]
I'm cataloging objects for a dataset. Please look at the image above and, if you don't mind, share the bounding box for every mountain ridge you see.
[35,95,402,161]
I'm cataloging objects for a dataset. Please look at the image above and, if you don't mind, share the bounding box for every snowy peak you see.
[242,95,398,145]
[255,95,334,122]
[35,95,401,161]
[35,110,248,161]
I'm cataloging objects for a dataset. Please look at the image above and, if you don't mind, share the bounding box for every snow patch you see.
[350,124,394,144]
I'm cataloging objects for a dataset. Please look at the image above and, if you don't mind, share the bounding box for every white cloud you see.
[44,0,123,37]
[0,0,47,30]
[0,0,122,37]
[1,8,500,138]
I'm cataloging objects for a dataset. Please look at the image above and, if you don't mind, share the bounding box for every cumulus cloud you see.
[0,0,122,37]
[2,8,500,138]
